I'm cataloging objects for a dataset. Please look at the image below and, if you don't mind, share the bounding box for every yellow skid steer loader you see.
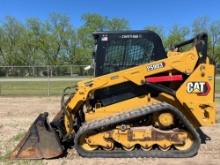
[10,31,216,159]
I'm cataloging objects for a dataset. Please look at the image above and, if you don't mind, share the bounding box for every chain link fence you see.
[0,65,94,77]
[0,65,93,96]
[0,65,219,96]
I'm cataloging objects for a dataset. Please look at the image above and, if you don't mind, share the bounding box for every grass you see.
[0,78,219,96]
[0,131,25,161]
[215,79,220,93]
[12,131,25,142]
[0,81,77,96]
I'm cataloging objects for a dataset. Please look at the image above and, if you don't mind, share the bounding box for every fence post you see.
[32,66,35,77]
[50,66,53,77]
[0,82,1,96]
[47,66,50,96]
[70,65,73,77]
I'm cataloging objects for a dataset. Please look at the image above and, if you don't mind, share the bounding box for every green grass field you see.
[0,81,77,96]
[215,79,220,93]
[0,78,219,96]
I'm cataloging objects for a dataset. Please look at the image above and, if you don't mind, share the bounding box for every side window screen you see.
[103,38,154,74]
[105,40,125,65]
[125,39,154,66]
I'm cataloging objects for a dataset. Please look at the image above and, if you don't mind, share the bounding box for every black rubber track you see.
[74,102,201,158]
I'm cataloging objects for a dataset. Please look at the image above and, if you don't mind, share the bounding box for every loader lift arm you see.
[66,47,199,114]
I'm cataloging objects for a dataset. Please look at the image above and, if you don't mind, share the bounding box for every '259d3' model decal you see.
[186,82,210,96]
[147,62,165,71]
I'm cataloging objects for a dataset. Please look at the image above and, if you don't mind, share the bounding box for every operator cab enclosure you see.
[93,30,166,76]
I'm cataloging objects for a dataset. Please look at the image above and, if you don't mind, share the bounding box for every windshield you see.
[103,38,154,73]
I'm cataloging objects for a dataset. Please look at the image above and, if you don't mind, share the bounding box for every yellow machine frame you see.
[64,47,216,134]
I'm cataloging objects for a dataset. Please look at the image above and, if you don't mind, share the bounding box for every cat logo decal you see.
[186,82,210,96]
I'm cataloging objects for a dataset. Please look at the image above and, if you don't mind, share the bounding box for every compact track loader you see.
[10,31,216,159]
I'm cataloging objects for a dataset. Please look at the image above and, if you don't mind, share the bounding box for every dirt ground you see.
[0,97,220,165]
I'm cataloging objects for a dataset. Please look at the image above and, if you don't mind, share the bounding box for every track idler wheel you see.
[80,143,98,151]
[174,134,193,151]
[103,144,114,151]
[80,138,98,151]
[141,145,152,151]
[159,146,171,151]
[122,146,135,151]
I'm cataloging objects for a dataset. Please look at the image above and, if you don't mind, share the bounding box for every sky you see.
[0,0,219,31]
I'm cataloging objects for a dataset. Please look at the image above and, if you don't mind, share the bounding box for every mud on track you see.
[0,97,220,165]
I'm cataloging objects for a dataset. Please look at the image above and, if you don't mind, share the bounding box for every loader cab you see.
[93,30,166,76]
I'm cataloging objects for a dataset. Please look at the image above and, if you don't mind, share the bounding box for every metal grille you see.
[103,38,154,74]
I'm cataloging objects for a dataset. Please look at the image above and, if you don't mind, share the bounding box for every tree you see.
[0,26,5,65]
[72,13,107,65]
[1,13,219,67]
[0,13,129,67]
[192,17,220,64]
[21,18,46,65]
[108,18,129,31]
[192,16,210,35]
[42,13,75,65]
[81,13,108,32]
[144,25,165,41]
[209,21,220,63]
[165,25,190,48]
[0,16,26,65]
[76,13,130,65]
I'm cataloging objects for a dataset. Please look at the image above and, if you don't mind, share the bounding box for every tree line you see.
[0,13,219,66]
